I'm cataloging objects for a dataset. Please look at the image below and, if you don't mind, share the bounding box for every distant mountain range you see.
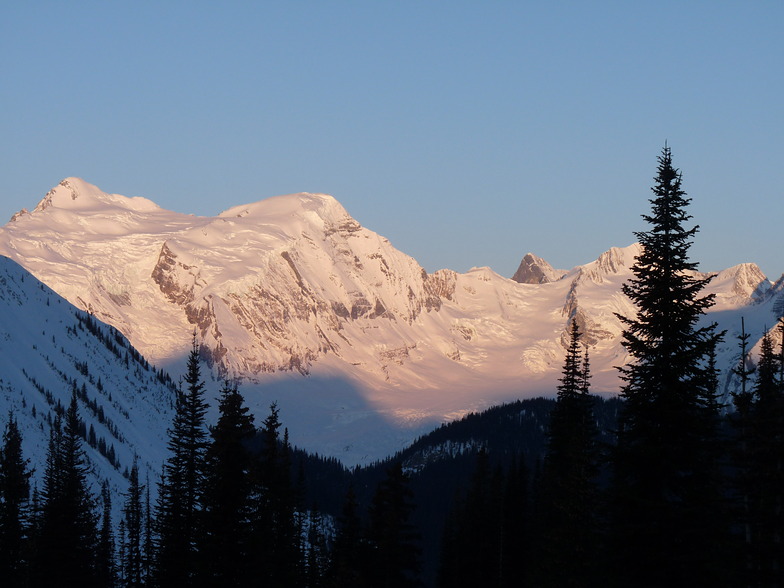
[1,178,782,468]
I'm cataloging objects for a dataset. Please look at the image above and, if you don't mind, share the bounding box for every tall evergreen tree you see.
[118,518,127,586]
[155,334,209,586]
[96,480,117,588]
[33,392,100,586]
[0,413,31,585]
[142,476,153,585]
[534,321,601,587]
[123,460,144,587]
[611,145,728,586]
[736,328,784,585]
[200,381,256,586]
[249,403,301,586]
[731,318,757,577]
[326,485,366,588]
[304,505,330,588]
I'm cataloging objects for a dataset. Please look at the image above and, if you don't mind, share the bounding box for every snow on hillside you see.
[0,255,175,511]
[1,178,782,465]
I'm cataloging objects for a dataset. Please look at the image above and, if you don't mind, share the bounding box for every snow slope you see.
[2,178,783,465]
[0,254,175,512]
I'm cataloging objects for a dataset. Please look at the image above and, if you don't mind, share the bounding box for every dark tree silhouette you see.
[200,381,257,585]
[246,403,301,586]
[734,327,784,585]
[155,334,209,586]
[367,462,422,588]
[123,460,144,587]
[611,145,729,586]
[96,480,117,587]
[33,392,100,586]
[534,320,601,586]
[0,413,31,585]
[326,485,367,588]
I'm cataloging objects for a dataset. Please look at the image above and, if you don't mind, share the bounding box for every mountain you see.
[1,178,782,465]
[511,253,566,284]
[0,254,176,513]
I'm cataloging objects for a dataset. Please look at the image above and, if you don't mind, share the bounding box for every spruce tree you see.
[123,460,144,587]
[0,413,32,585]
[731,318,756,577]
[250,403,301,586]
[535,321,600,587]
[201,381,257,585]
[142,476,153,585]
[611,145,728,586]
[96,480,117,587]
[737,328,784,585]
[155,334,209,586]
[34,392,100,586]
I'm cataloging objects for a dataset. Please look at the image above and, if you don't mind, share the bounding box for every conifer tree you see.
[123,460,144,587]
[34,392,100,586]
[737,328,784,585]
[731,318,756,576]
[304,505,330,588]
[0,413,31,585]
[142,477,153,585]
[201,381,257,585]
[367,462,422,588]
[118,518,127,585]
[733,318,755,413]
[535,321,601,586]
[611,145,728,586]
[250,403,301,586]
[96,480,117,587]
[155,334,209,586]
[326,485,366,588]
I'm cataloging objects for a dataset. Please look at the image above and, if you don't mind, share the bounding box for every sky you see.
[1,2,782,279]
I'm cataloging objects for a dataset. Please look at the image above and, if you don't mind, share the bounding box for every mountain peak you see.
[32,178,161,215]
[512,253,565,284]
[709,262,771,308]
[218,192,349,226]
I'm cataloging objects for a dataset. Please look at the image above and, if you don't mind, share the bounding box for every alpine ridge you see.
[0,255,175,513]
[1,178,783,464]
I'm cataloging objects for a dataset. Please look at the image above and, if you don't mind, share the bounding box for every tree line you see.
[436,146,784,587]
[1,146,783,586]
[0,334,423,587]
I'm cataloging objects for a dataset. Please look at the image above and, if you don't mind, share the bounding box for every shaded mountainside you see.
[0,255,177,515]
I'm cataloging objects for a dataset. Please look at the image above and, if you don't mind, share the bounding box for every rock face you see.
[0,178,781,464]
[512,253,566,284]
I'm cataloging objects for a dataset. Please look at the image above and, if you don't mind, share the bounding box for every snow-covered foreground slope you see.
[1,178,783,465]
[0,255,175,511]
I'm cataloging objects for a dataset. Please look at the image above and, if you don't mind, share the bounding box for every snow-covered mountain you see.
[0,254,175,512]
[1,178,782,465]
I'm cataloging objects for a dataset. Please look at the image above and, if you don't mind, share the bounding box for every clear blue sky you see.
[2,2,782,279]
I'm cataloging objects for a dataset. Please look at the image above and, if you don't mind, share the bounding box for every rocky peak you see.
[512,253,565,284]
